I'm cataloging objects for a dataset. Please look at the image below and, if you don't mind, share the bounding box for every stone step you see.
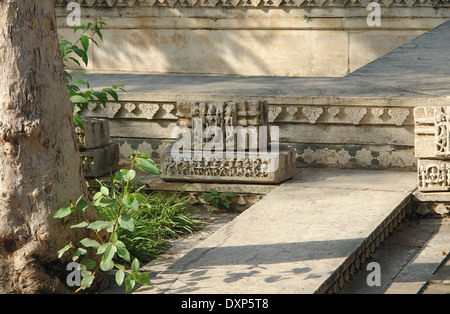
[133,168,417,294]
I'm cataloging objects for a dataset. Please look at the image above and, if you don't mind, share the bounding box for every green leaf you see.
[70,95,89,104]
[118,215,135,233]
[220,191,236,198]
[72,248,87,261]
[80,259,97,271]
[118,214,135,232]
[103,88,119,102]
[125,276,135,293]
[115,241,130,262]
[135,157,162,175]
[72,78,88,86]
[110,232,118,244]
[210,189,218,196]
[53,206,74,219]
[87,220,114,231]
[221,200,230,209]
[80,237,101,249]
[94,197,117,209]
[73,109,83,129]
[115,269,125,286]
[114,169,135,182]
[70,221,89,229]
[131,258,140,273]
[77,200,89,213]
[97,242,111,255]
[81,275,95,290]
[102,244,115,262]
[74,48,88,66]
[100,186,109,196]
[80,35,89,52]
[93,91,107,106]
[131,150,150,158]
[57,243,73,258]
[93,191,103,200]
[100,258,114,271]
[93,27,103,42]
[137,272,152,286]
[201,194,216,202]
[122,194,139,212]
[68,57,81,67]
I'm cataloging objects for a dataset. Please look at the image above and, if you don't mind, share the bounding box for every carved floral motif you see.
[162,156,270,178]
[302,107,323,124]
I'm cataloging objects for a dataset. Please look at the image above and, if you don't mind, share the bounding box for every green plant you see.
[60,19,125,129]
[96,185,201,263]
[201,189,236,213]
[54,151,162,293]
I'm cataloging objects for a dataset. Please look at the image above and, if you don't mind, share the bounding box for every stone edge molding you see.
[81,102,413,126]
[54,0,450,8]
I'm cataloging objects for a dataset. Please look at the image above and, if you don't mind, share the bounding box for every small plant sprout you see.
[201,189,236,213]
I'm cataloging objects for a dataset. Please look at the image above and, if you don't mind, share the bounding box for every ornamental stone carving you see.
[54,0,448,8]
[162,100,296,183]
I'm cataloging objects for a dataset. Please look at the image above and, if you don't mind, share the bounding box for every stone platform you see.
[133,168,417,294]
[78,20,450,172]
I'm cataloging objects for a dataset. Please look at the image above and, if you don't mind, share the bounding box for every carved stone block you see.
[160,144,296,184]
[414,106,450,159]
[80,143,120,178]
[418,159,450,192]
[176,100,269,151]
[76,118,110,150]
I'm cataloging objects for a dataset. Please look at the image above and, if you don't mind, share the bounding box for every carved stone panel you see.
[176,100,269,151]
[161,144,297,183]
[418,159,450,192]
[414,106,450,159]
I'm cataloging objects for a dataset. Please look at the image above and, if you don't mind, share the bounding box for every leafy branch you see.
[60,19,125,129]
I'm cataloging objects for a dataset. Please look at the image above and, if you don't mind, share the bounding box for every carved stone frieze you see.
[268,105,412,126]
[161,145,297,183]
[54,0,448,8]
[176,100,269,151]
[162,100,296,183]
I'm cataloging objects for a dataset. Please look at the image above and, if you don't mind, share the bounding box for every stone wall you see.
[55,0,449,76]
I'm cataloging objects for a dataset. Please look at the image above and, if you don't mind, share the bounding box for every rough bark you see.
[0,0,102,293]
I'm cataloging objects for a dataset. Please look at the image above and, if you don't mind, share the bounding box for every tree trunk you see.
[0,0,101,293]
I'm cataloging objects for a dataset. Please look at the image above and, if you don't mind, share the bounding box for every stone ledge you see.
[54,0,450,8]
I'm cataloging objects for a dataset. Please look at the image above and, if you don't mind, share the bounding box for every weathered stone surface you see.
[76,118,110,150]
[135,168,417,294]
[56,4,447,77]
[161,144,297,184]
[414,106,450,159]
[80,143,120,178]
[417,159,450,192]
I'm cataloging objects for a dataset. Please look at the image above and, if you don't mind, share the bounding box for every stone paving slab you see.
[135,168,417,294]
[385,219,450,294]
